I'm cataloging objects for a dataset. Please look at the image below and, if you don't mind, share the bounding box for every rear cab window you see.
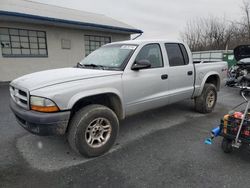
[165,43,189,66]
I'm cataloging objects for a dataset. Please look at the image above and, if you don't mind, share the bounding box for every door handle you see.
[161,74,168,80]
[187,71,193,76]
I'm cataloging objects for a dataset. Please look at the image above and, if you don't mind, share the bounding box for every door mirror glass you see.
[131,59,151,70]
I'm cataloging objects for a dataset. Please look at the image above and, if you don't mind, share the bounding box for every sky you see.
[33,0,244,40]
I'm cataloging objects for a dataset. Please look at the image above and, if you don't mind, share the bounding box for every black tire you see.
[67,104,119,157]
[221,138,233,153]
[195,83,217,113]
[240,88,250,96]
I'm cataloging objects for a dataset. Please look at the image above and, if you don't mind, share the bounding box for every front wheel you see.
[67,104,119,157]
[195,83,217,113]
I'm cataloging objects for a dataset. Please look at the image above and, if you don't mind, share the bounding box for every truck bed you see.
[192,61,228,97]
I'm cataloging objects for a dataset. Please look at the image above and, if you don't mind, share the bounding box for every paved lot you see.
[1,85,250,188]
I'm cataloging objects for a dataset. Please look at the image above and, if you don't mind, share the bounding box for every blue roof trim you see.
[0,10,143,34]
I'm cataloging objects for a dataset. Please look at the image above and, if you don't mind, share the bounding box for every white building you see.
[0,0,142,81]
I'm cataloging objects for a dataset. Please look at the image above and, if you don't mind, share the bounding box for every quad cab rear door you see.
[164,43,195,103]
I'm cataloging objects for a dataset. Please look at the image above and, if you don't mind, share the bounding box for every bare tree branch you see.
[180,0,250,51]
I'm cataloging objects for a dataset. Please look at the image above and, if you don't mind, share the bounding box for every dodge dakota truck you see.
[10,40,228,157]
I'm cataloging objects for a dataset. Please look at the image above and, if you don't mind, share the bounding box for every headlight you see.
[30,96,59,112]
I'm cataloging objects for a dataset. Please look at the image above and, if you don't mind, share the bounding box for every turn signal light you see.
[31,105,59,112]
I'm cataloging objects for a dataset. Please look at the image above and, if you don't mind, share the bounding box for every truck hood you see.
[11,68,122,91]
[234,45,250,61]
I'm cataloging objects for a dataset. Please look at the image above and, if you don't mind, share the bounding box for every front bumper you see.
[10,99,71,136]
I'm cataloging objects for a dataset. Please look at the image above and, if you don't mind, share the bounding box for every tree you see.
[180,0,250,51]
[242,0,250,40]
[180,17,234,51]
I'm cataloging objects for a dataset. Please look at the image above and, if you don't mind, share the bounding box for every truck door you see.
[123,43,169,116]
[164,43,194,103]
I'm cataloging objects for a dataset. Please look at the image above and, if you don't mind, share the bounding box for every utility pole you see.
[243,0,250,41]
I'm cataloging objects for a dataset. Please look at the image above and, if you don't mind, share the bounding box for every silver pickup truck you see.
[10,39,228,157]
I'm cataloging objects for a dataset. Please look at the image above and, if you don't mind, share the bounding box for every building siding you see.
[0,21,130,81]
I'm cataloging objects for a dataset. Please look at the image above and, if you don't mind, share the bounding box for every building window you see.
[61,39,71,49]
[0,27,48,57]
[84,35,111,56]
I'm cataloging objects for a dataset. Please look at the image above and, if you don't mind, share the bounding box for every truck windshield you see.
[79,44,137,70]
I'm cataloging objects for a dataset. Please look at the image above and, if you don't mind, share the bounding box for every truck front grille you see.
[10,86,29,109]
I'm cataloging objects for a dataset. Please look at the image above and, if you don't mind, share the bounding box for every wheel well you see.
[205,75,220,91]
[70,93,123,121]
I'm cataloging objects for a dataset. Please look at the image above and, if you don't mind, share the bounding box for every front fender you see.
[67,88,125,117]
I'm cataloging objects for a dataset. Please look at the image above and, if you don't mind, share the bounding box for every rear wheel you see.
[221,138,233,153]
[67,104,119,157]
[195,83,217,113]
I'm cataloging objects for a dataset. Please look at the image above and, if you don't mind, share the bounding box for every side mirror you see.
[131,60,151,71]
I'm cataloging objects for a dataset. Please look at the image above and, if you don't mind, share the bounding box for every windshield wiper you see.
[82,64,105,69]
[76,63,120,70]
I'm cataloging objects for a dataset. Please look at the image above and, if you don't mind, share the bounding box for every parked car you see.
[226,45,250,90]
[9,39,228,157]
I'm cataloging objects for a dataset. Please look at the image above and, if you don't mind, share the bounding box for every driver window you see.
[135,44,163,68]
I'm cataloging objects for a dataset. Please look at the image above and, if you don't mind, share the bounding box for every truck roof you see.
[110,39,183,45]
